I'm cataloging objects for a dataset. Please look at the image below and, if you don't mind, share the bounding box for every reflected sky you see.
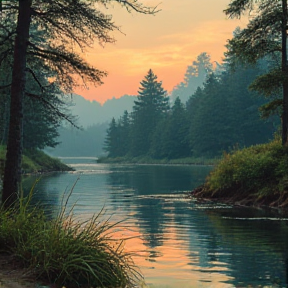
[22,160,288,288]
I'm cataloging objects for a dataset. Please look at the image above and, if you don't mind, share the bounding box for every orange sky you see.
[75,0,248,104]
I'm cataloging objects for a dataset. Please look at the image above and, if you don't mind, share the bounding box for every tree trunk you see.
[2,0,32,208]
[282,0,288,146]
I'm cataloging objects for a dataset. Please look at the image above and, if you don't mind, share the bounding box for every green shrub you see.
[205,139,288,199]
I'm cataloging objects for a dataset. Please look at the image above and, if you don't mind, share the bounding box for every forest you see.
[103,53,279,160]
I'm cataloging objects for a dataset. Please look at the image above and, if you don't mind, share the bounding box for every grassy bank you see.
[97,155,219,166]
[0,192,141,287]
[0,146,72,174]
[192,139,288,208]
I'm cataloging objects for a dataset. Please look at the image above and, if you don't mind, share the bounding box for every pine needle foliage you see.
[1,0,158,207]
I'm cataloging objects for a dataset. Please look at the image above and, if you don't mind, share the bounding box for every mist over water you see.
[23,158,288,288]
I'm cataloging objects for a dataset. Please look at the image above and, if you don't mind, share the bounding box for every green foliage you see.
[224,0,286,132]
[170,52,213,103]
[23,149,72,173]
[130,69,169,156]
[104,54,277,162]
[204,138,288,201]
[0,147,71,174]
[0,23,76,151]
[0,188,141,287]
[259,99,283,118]
[249,68,284,97]
[150,97,190,159]
[104,118,120,158]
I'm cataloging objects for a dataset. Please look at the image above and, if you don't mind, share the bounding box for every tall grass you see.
[0,147,72,174]
[0,184,142,287]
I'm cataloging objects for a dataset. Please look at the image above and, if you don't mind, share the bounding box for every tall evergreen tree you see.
[170,52,213,103]
[150,97,189,159]
[130,69,169,156]
[117,110,131,156]
[224,0,288,145]
[188,62,277,157]
[166,97,190,158]
[0,0,157,207]
[104,118,120,158]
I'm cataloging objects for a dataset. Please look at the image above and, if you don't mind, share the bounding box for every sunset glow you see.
[75,0,248,103]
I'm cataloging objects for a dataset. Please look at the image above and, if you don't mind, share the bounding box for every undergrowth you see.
[195,139,288,206]
[0,183,142,287]
[0,146,72,174]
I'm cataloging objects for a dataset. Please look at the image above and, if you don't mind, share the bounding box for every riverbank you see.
[0,254,37,288]
[190,139,288,210]
[0,195,141,288]
[97,155,219,165]
[0,146,72,174]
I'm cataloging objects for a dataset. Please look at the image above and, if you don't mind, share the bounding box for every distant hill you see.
[46,123,108,157]
[67,94,137,128]
[48,94,137,157]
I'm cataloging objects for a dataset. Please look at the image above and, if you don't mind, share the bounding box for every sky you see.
[75,0,248,104]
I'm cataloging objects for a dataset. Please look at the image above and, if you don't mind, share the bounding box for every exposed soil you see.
[190,185,288,214]
[0,255,38,288]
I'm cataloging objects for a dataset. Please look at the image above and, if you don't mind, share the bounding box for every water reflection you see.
[22,161,288,287]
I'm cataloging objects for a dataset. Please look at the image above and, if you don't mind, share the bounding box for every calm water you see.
[23,158,288,288]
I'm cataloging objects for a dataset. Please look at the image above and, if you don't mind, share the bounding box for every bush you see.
[203,139,288,201]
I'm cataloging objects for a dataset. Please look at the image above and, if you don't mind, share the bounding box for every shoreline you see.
[190,185,288,214]
[97,156,218,166]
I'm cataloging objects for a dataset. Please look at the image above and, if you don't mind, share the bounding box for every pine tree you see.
[104,118,119,158]
[130,69,169,156]
[170,52,213,103]
[188,62,277,157]
[0,0,157,207]
[224,0,288,145]
[165,97,190,159]
[117,110,131,156]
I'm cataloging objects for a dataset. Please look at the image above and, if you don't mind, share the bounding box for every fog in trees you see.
[104,52,279,160]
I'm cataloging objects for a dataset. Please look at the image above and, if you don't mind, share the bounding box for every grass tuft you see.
[0,184,142,287]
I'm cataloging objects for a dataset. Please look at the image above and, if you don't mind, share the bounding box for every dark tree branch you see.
[0,83,11,89]
[115,0,160,14]
[26,92,80,128]
[25,67,45,92]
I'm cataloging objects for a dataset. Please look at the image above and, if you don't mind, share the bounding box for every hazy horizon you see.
[73,0,248,104]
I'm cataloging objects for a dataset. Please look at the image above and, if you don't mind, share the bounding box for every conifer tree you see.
[150,97,189,159]
[170,53,213,103]
[0,0,157,207]
[224,0,288,145]
[165,97,190,158]
[104,118,119,158]
[118,110,131,156]
[130,69,169,156]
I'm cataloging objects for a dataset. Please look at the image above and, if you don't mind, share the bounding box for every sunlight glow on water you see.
[23,159,288,288]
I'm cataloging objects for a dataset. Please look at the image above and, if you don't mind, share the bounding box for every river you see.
[22,157,288,288]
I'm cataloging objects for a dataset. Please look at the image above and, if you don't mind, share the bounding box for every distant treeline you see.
[104,54,278,160]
